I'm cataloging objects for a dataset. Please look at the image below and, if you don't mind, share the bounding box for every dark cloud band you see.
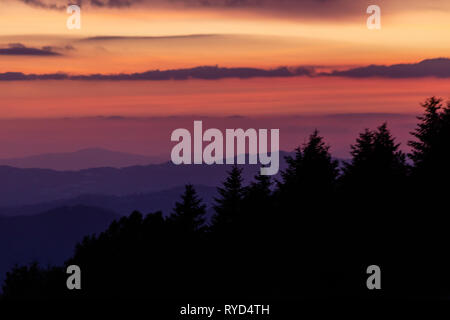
[0,59,449,81]
[16,0,446,19]
[0,66,312,80]
[0,43,61,56]
[323,58,450,78]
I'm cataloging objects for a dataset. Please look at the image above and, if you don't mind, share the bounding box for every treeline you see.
[2,97,450,300]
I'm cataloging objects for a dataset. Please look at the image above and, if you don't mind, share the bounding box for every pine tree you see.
[279,130,338,196]
[243,173,272,229]
[170,184,207,233]
[342,123,407,188]
[274,130,338,243]
[374,123,407,176]
[409,97,450,178]
[281,146,303,189]
[212,165,245,232]
[301,130,339,192]
[346,128,375,173]
[247,173,272,199]
[407,97,450,282]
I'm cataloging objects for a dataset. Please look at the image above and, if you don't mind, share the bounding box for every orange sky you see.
[0,77,449,119]
[0,0,449,74]
[0,0,448,158]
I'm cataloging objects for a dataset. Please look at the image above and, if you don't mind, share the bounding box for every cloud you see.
[79,34,217,42]
[16,0,449,19]
[0,43,62,56]
[18,0,66,10]
[1,59,449,81]
[42,45,76,52]
[323,58,450,78]
[17,0,137,9]
[0,72,68,80]
[16,0,361,15]
[0,65,313,81]
[90,0,136,7]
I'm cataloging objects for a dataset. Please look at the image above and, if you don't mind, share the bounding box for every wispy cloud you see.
[17,0,136,10]
[79,34,217,42]
[0,43,62,56]
[18,0,67,10]
[16,0,450,19]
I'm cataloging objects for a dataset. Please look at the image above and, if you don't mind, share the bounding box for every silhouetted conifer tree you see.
[1,263,65,300]
[243,173,272,230]
[272,131,339,296]
[170,184,207,233]
[339,123,408,269]
[212,165,244,233]
[342,123,407,191]
[406,97,450,274]
[409,97,450,180]
[278,130,338,199]
[247,173,272,198]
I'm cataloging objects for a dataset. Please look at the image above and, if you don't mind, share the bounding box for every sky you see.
[0,0,449,159]
[1,0,450,73]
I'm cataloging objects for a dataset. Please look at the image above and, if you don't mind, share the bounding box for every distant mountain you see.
[0,148,164,171]
[0,206,118,285]
[0,151,294,207]
[324,58,450,78]
[0,185,217,218]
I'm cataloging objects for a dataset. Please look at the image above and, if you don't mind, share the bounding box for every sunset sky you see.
[1,0,450,73]
[0,0,449,158]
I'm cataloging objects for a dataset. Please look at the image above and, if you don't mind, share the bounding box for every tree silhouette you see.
[2,263,64,300]
[405,97,450,295]
[241,172,273,235]
[169,184,207,234]
[409,96,450,180]
[279,130,338,198]
[276,129,338,234]
[3,97,450,301]
[341,123,407,192]
[274,130,340,297]
[337,122,410,291]
[247,173,272,199]
[211,165,245,233]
